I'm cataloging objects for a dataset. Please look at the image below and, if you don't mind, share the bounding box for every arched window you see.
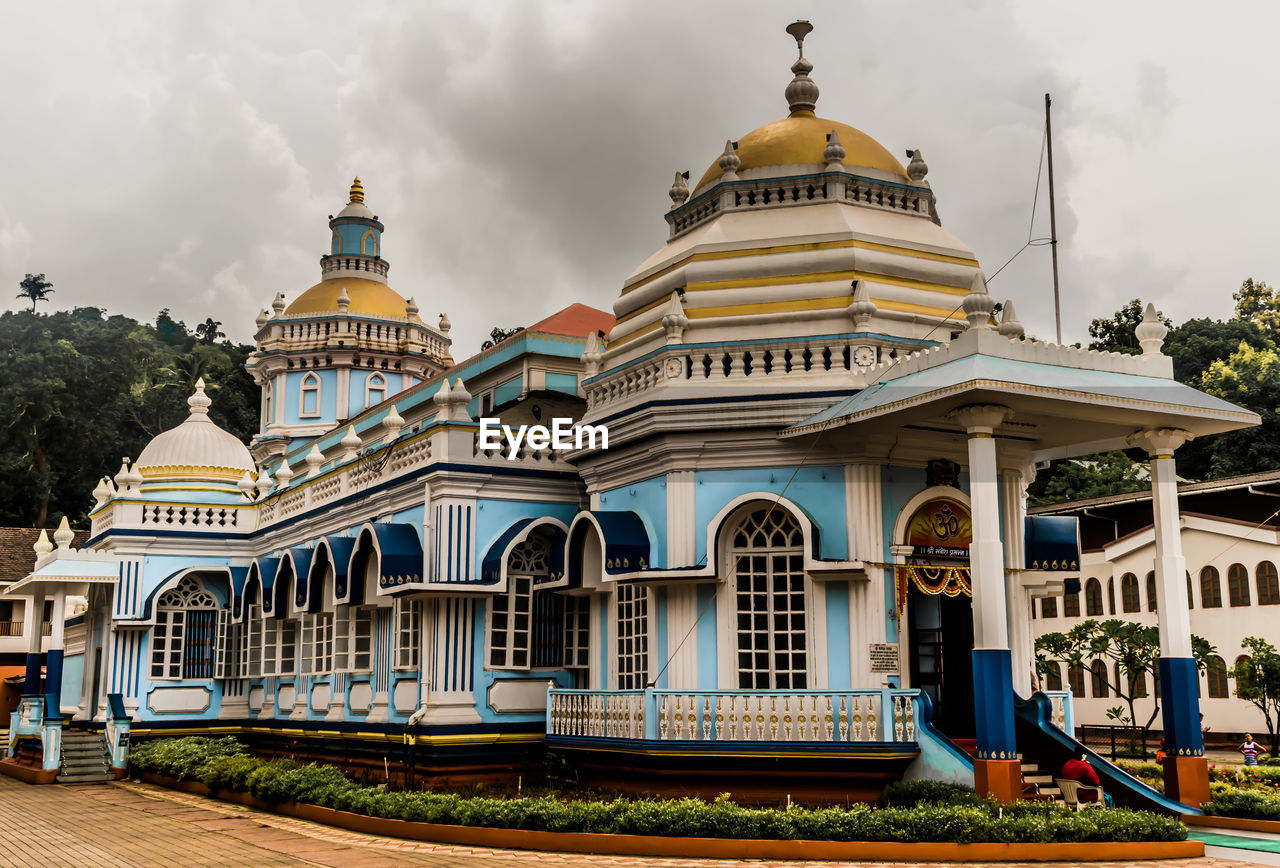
[365,372,387,409]
[263,381,273,429]
[1107,577,1117,614]
[1121,573,1140,613]
[1146,571,1158,611]
[151,575,219,681]
[1236,655,1253,691]
[1085,578,1103,616]
[1044,662,1063,690]
[331,231,341,255]
[1258,561,1280,605]
[1041,597,1057,618]
[299,372,321,417]
[1064,586,1081,617]
[1201,567,1222,608]
[361,230,378,256]
[731,506,807,689]
[1229,563,1251,607]
[1207,655,1230,698]
[1068,663,1086,697]
[1187,572,1194,610]
[1090,660,1109,698]
[489,537,548,671]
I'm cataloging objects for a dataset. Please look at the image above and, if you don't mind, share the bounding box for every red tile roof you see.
[525,303,613,339]
[0,527,90,585]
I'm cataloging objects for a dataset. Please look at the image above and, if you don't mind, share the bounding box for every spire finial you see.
[669,171,690,207]
[1136,302,1168,356]
[188,378,211,417]
[784,20,819,115]
[349,176,365,203]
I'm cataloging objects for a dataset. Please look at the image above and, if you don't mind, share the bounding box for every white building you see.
[1029,470,1280,742]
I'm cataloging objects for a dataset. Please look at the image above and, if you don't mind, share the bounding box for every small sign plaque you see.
[869,642,900,674]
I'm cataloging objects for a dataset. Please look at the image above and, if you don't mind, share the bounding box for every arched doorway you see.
[900,495,974,738]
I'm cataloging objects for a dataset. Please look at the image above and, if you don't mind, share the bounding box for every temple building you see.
[2,22,1258,808]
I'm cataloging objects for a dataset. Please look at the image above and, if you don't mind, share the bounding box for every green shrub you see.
[128,736,248,781]
[129,737,1188,843]
[881,779,981,806]
[1205,784,1280,820]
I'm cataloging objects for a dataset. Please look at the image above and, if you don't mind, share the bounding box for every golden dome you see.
[696,114,909,191]
[284,278,419,320]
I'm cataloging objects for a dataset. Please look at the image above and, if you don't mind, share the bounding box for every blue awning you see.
[566,511,651,587]
[321,534,357,606]
[237,556,280,617]
[481,519,567,586]
[370,524,425,593]
[284,545,315,612]
[1024,515,1080,571]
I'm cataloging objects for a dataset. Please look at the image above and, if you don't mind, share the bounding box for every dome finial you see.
[784,20,818,115]
[188,378,212,417]
[349,176,365,203]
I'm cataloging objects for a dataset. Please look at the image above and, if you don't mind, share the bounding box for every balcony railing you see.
[0,621,21,637]
[547,688,921,744]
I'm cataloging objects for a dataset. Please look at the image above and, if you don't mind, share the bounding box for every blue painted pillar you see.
[1134,429,1209,806]
[44,588,67,719]
[955,404,1021,801]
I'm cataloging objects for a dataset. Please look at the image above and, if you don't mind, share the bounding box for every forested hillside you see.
[0,307,257,528]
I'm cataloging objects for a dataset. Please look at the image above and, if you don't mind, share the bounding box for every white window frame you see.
[262,616,299,677]
[393,597,421,670]
[301,611,334,675]
[615,584,649,690]
[488,539,549,671]
[564,595,591,670]
[727,507,809,690]
[365,372,387,409]
[334,606,374,673]
[150,576,219,682]
[299,372,322,418]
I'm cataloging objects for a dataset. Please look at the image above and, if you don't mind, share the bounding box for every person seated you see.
[1059,753,1112,806]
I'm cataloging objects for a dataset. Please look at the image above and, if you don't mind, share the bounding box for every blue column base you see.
[1159,656,1204,757]
[972,648,1017,760]
[22,652,43,697]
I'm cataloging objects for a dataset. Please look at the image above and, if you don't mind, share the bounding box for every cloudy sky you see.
[2,1,1276,356]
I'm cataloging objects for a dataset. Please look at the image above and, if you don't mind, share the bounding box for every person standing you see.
[1240,734,1261,767]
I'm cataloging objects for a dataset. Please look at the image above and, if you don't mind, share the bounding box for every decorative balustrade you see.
[141,504,240,529]
[668,171,934,239]
[547,688,920,744]
[1042,689,1076,736]
[0,621,22,637]
[472,432,565,466]
[585,336,876,409]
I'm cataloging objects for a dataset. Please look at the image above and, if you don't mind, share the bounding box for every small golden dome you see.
[284,277,420,320]
[696,115,909,192]
[349,176,365,203]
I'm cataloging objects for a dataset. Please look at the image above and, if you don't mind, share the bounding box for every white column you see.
[666,471,695,567]
[50,589,66,651]
[1001,469,1033,696]
[847,463,886,687]
[951,406,1011,649]
[25,593,44,656]
[1129,428,1193,657]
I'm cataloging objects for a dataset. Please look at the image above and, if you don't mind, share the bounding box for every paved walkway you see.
[0,773,1272,866]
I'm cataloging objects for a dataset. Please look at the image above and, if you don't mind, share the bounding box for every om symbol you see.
[930,504,960,540]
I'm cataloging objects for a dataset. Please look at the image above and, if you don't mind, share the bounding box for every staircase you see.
[1019,753,1063,804]
[57,729,113,783]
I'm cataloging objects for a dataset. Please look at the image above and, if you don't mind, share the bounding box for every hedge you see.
[127,737,1187,843]
[1204,784,1280,820]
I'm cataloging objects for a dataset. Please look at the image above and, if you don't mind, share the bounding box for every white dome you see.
[135,379,254,485]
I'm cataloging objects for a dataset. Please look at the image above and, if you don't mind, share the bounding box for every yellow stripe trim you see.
[609,297,964,349]
[617,269,968,327]
[622,238,979,297]
[552,743,918,760]
[128,724,544,747]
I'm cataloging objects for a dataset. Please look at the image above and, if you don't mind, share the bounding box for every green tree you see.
[1233,278,1280,336]
[1087,299,1171,354]
[194,317,225,344]
[1231,637,1280,758]
[479,326,524,351]
[1198,341,1280,477]
[16,273,54,312]
[1026,452,1148,507]
[1036,619,1214,756]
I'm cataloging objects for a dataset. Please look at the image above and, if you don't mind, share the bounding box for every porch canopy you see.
[782,329,1259,458]
[2,555,119,599]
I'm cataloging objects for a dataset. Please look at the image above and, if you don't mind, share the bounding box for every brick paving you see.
[0,773,1269,866]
